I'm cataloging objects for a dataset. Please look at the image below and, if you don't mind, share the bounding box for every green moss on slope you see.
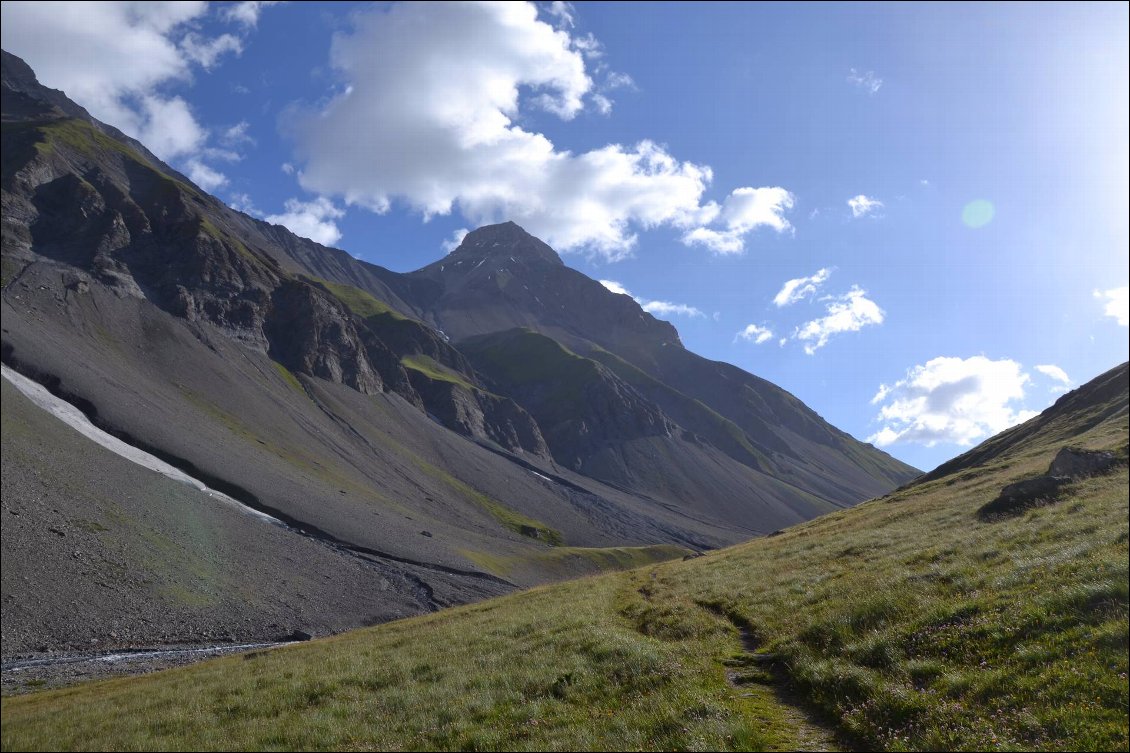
[303,276,409,321]
[401,354,475,390]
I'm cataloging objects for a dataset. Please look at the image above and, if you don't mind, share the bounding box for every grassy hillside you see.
[3,368,1127,751]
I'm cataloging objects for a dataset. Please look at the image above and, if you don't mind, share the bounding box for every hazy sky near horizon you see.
[3,1,1127,471]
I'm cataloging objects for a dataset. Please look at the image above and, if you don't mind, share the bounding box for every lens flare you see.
[962,199,995,228]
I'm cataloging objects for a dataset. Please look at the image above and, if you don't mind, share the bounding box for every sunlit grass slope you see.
[2,366,1127,752]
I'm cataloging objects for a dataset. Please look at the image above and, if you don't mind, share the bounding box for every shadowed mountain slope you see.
[3,48,914,657]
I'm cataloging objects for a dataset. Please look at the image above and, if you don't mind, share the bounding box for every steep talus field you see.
[3,364,1125,751]
[2,46,918,659]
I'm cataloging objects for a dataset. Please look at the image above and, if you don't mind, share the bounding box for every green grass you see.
[401,354,475,390]
[462,544,693,580]
[303,276,409,321]
[461,328,590,388]
[270,360,306,395]
[0,574,810,751]
[3,375,1126,751]
[459,329,602,423]
[28,118,201,199]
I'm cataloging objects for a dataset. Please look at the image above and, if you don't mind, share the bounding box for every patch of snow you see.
[2,364,286,528]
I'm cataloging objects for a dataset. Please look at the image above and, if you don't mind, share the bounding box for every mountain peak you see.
[451,222,564,267]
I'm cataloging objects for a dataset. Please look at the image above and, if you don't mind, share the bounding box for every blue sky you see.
[3,1,1127,471]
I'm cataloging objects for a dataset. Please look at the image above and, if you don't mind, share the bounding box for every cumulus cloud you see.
[229,192,261,216]
[598,280,703,319]
[847,68,883,94]
[867,356,1038,447]
[599,279,632,297]
[795,286,884,354]
[1094,285,1129,326]
[641,300,704,318]
[1,2,207,159]
[221,121,255,148]
[1,1,267,192]
[847,194,883,218]
[221,1,280,28]
[185,159,228,191]
[683,187,795,254]
[291,2,791,260]
[135,95,207,159]
[774,268,831,307]
[735,323,773,344]
[544,1,575,29]
[442,227,471,253]
[1035,364,1071,385]
[265,197,345,246]
[180,31,242,70]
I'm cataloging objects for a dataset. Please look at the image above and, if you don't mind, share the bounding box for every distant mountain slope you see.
[4,360,1123,749]
[404,222,918,504]
[3,48,914,657]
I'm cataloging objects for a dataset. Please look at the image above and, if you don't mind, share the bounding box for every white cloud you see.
[847,194,883,218]
[796,286,884,354]
[442,227,470,253]
[544,1,575,29]
[0,2,208,160]
[221,121,255,148]
[1035,364,1071,385]
[180,31,242,70]
[683,187,795,254]
[185,159,228,191]
[774,267,831,307]
[847,68,883,94]
[229,192,261,216]
[1094,285,1129,326]
[135,95,207,159]
[222,1,279,28]
[641,300,704,318]
[598,280,702,318]
[571,32,603,60]
[599,279,632,297]
[735,323,773,344]
[281,162,296,175]
[867,356,1038,447]
[605,72,635,90]
[264,197,345,246]
[1,0,268,186]
[290,2,791,261]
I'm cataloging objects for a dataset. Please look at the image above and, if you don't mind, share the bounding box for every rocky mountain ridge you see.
[2,48,917,657]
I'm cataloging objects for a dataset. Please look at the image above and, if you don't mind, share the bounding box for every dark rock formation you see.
[1048,447,1118,479]
[979,442,1122,520]
[979,475,1070,519]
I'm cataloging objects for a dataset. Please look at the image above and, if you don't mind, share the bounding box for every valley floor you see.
[2,439,1126,751]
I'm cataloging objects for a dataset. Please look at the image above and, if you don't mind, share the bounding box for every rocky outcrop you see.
[979,444,1122,520]
[460,329,675,471]
[265,280,382,394]
[978,475,1070,519]
[407,373,550,458]
[1048,447,1118,478]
